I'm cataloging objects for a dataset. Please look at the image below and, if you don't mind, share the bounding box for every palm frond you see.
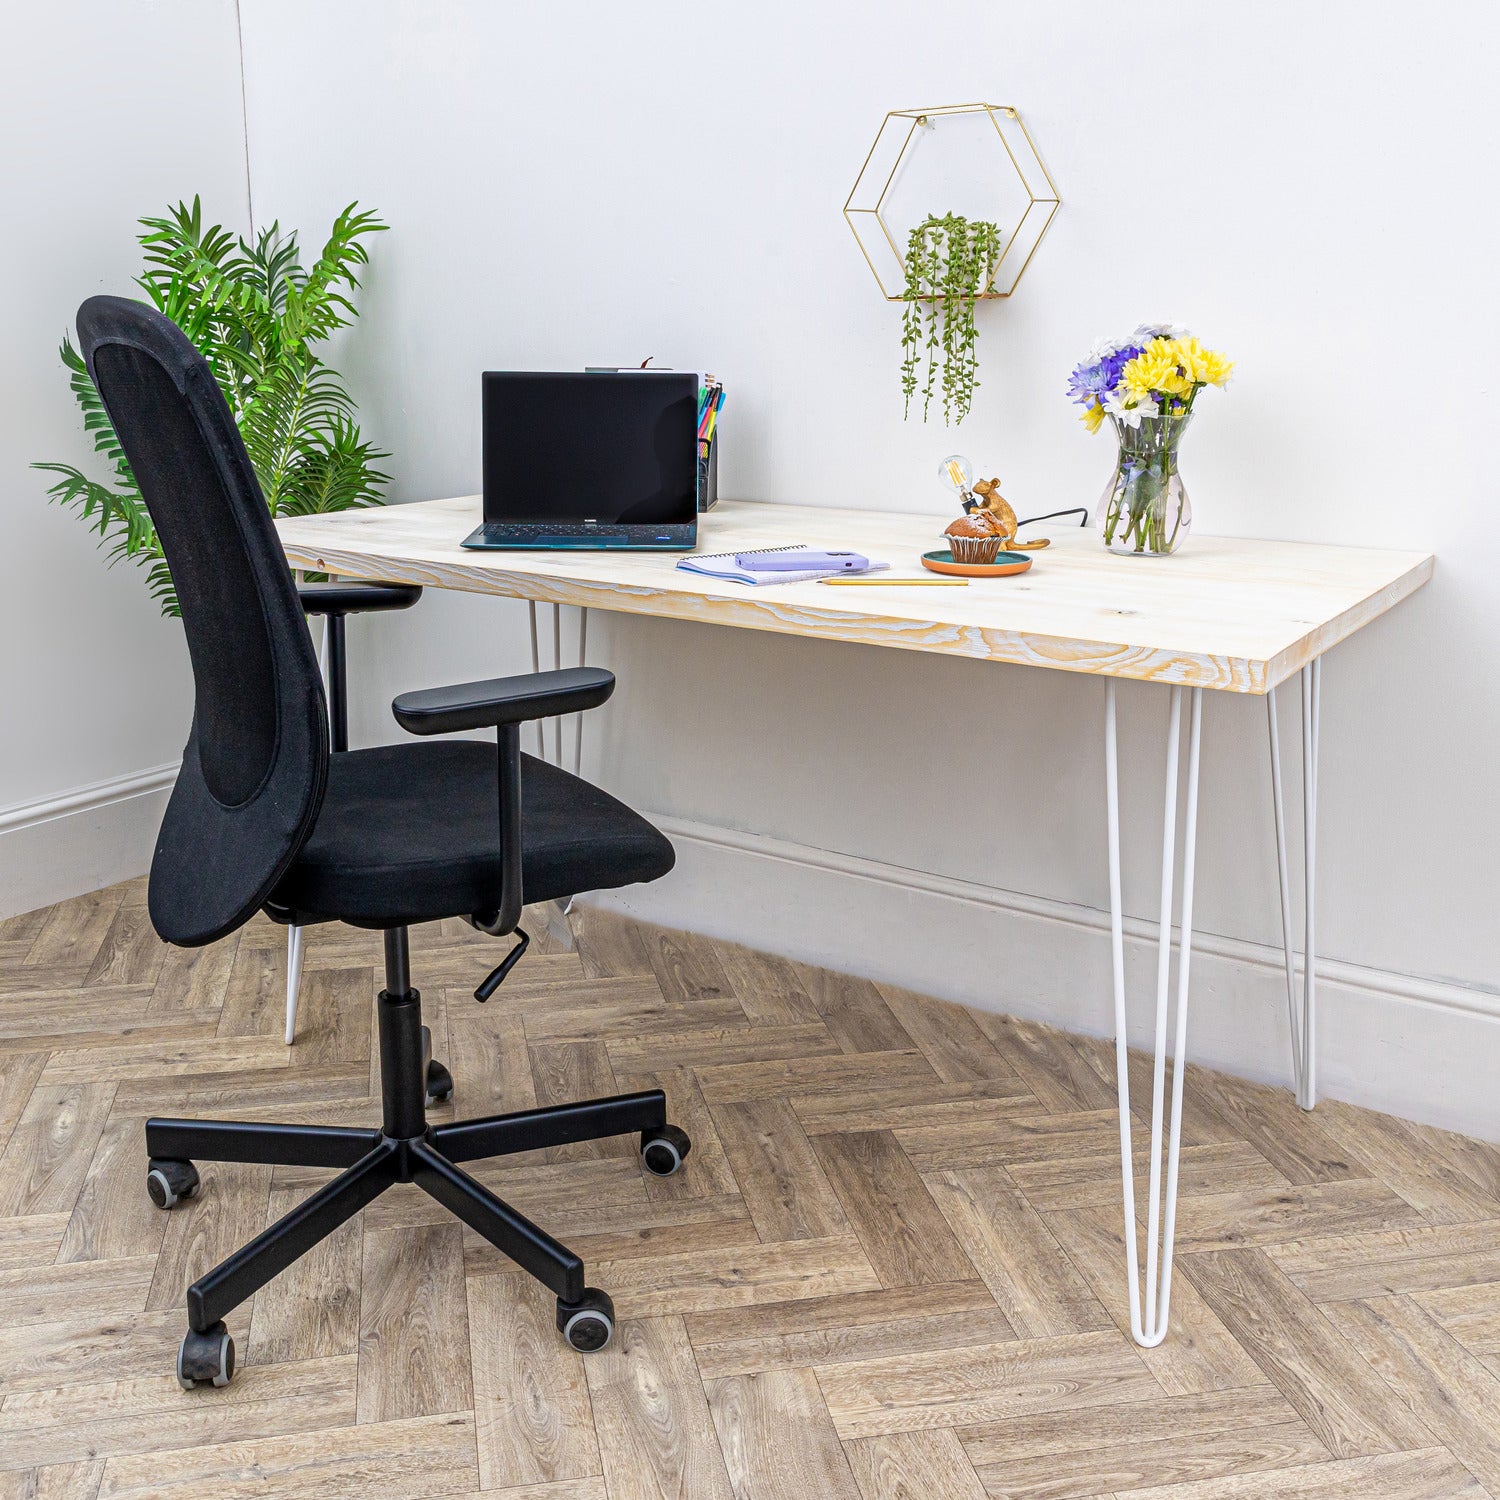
[36,197,389,616]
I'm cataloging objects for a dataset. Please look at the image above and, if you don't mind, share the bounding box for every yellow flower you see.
[1122,338,1190,400]
[1081,400,1105,432]
[1174,336,1234,388]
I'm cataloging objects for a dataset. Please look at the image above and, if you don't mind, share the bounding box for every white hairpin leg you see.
[573,606,588,775]
[284,617,333,1046]
[284,924,305,1045]
[523,598,584,946]
[1267,659,1321,1109]
[1106,679,1202,1347]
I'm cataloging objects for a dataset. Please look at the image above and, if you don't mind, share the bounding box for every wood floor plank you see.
[875,985,1023,1085]
[710,1096,848,1242]
[815,1329,1156,1439]
[245,1175,363,1364]
[791,1075,1041,1136]
[643,928,736,1006]
[83,903,165,990]
[0,1211,69,1269]
[585,1315,735,1500]
[813,1130,976,1289]
[25,887,126,971]
[1180,1247,1434,1459]
[573,903,657,979]
[0,1460,104,1500]
[447,1006,538,1117]
[356,1222,472,1422]
[56,1112,166,1264]
[528,1040,633,1160]
[608,1022,842,1078]
[688,1282,1014,1381]
[0,1356,356,1471]
[609,1064,741,1203]
[792,964,916,1055]
[0,1255,156,1330]
[1417,1279,1500,1358]
[1008,1140,1290,1214]
[145,932,238,1015]
[0,1305,251,1396]
[1317,1100,1500,1225]
[711,941,821,1026]
[146,1161,273,1312]
[707,1367,863,1500]
[1047,1205,1271,1397]
[843,1430,989,1500]
[1323,1295,1500,1494]
[958,1386,1327,1500]
[0,1050,46,1159]
[971,1012,1121,1114]
[285,965,373,1066]
[1106,1447,1488,1500]
[96,1411,478,1498]
[925,1166,1111,1337]
[593,1235,881,1319]
[1172,1179,1425,1253]
[695,1049,935,1107]
[1186,1071,1370,1187]
[468,1271,600,1490]
[1267,1220,1500,1302]
[0,1081,117,1217]
[896,1108,1123,1172]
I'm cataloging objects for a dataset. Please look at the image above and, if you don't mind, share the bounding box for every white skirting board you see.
[587,813,1500,1145]
[0,763,177,919]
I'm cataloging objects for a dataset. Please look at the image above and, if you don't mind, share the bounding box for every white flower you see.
[1104,387,1158,428]
[1133,322,1191,344]
[1086,335,1126,363]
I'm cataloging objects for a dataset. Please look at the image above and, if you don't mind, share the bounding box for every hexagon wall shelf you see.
[844,102,1059,300]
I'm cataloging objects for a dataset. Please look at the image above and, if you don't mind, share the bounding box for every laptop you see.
[463,371,700,550]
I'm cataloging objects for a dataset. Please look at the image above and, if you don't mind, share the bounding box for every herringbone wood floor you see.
[2,880,1500,1499]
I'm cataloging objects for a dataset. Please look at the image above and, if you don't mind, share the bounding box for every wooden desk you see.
[278,495,1433,1348]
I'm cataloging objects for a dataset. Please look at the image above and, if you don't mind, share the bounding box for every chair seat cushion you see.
[269,741,674,928]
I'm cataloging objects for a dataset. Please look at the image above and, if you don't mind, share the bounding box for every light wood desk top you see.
[276,497,1433,694]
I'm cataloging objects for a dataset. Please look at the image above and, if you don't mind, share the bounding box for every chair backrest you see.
[77,296,329,946]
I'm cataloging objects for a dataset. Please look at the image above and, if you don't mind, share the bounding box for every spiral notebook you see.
[676,545,889,586]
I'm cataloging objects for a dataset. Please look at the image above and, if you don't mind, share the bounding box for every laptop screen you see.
[482,372,699,525]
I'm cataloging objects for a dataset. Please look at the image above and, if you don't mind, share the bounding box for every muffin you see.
[944,512,1005,564]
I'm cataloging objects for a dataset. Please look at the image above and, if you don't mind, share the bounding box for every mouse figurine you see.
[963,478,1050,551]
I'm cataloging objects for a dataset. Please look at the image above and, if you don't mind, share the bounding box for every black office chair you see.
[78,296,688,1389]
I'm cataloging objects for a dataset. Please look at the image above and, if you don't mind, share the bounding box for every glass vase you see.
[1094,411,1193,556]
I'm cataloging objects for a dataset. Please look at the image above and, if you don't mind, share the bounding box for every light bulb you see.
[938,454,973,503]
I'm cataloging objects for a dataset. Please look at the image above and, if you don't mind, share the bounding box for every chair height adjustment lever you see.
[474,928,531,1002]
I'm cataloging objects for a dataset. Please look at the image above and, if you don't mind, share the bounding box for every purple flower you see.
[1068,343,1145,406]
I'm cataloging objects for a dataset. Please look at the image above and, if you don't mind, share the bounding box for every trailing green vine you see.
[898,212,1001,425]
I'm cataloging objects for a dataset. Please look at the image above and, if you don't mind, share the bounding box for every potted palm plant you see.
[35,197,390,614]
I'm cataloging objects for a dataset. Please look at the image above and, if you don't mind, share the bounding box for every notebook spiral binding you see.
[692,545,807,561]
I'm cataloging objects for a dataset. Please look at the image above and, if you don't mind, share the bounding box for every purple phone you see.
[737,549,869,571]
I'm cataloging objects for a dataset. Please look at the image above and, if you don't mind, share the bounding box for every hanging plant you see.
[898,212,1001,425]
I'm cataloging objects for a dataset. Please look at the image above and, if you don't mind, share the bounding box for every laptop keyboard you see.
[468,522,688,546]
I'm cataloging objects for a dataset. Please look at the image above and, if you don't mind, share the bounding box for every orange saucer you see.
[921,548,1034,578]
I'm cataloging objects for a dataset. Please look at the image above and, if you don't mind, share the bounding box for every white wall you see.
[0,1,247,909]
[234,1,1500,1134]
[8,2,1496,1133]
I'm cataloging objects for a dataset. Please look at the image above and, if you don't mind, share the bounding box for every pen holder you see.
[698,437,718,511]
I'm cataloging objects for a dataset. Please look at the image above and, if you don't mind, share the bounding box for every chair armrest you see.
[298,581,424,616]
[390,667,613,940]
[392,667,614,736]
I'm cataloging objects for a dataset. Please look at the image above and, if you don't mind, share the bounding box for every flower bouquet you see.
[1068,326,1233,555]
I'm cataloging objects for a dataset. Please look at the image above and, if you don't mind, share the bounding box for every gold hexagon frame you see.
[844,102,1059,301]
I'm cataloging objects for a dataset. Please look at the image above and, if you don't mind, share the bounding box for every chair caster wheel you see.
[426,1059,454,1104]
[557,1288,615,1352]
[640,1124,691,1177]
[177,1322,235,1389]
[147,1159,200,1209]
